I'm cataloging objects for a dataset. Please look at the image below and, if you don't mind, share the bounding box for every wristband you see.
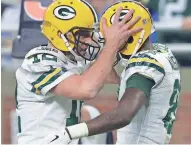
[66,123,89,139]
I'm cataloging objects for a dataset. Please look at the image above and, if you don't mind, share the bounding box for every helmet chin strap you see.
[118,30,145,67]
[61,34,84,62]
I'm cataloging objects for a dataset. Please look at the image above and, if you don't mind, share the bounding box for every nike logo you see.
[49,135,59,143]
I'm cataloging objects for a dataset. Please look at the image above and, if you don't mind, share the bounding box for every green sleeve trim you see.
[126,74,155,99]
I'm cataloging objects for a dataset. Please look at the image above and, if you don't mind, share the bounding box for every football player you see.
[15,0,142,144]
[56,1,181,144]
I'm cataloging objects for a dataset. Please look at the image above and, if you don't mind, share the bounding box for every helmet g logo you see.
[54,6,76,20]
[110,9,132,24]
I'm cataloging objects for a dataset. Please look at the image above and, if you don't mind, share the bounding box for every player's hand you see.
[40,129,71,144]
[101,7,143,50]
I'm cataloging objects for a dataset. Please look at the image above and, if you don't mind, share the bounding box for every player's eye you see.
[75,30,91,38]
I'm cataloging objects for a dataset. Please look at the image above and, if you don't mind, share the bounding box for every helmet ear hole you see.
[57,31,62,38]
[66,32,73,40]
[128,36,134,43]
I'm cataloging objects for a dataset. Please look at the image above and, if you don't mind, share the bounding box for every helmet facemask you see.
[64,26,103,62]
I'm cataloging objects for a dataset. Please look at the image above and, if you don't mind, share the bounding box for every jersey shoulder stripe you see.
[31,67,67,94]
[127,54,165,75]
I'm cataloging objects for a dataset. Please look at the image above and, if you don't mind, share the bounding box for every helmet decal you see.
[110,9,133,24]
[54,5,76,20]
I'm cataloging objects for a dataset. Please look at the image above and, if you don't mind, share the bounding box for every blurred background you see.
[1,0,191,144]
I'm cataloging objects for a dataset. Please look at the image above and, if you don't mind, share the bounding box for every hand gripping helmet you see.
[100,0,155,66]
[41,0,102,62]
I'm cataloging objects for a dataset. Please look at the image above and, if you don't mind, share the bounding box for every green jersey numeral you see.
[33,54,57,64]
[163,79,181,135]
[66,101,83,126]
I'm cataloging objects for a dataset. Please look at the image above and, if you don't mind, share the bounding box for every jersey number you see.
[33,54,57,63]
[66,101,83,126]
[163,79,181,135]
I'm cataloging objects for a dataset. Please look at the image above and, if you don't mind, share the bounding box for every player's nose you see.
[80,37,93,50]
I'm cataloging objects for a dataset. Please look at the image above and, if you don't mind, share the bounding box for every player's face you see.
[73,30,101,61]
[77,35,94,54]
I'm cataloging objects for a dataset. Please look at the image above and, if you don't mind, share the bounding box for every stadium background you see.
[1,0,191,144]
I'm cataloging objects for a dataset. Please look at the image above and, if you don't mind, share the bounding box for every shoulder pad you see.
[128,52,165,75]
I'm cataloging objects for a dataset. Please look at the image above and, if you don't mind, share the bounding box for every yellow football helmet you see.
[100,0,155,58]
[41,0,101,61]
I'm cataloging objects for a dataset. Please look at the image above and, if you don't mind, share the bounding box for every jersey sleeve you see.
[29,67,74,96]
[22,54,76,96]
[126,74,155,98]
[124,53,165,87]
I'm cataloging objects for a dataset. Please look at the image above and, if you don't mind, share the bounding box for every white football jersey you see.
[15,46,89,144]
[117,44,181,144]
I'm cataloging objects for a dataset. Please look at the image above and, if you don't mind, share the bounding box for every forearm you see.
[81,44,118,97]
[66,107,131,139]
[66,89,147,139]
[86,108,130,136]
[51,47,117,100]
